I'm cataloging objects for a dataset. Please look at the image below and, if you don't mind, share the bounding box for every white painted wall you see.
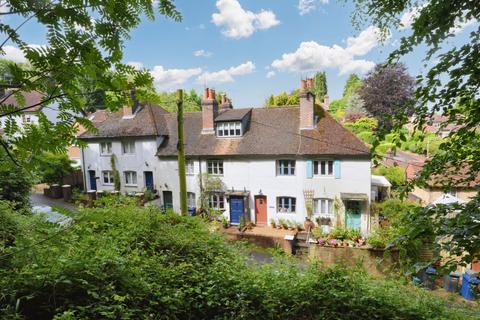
[0,113,39,131]
[82,137,161,193]
[155,157,372,234]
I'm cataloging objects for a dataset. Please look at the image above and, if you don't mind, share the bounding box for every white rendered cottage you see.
[80,80,373,235]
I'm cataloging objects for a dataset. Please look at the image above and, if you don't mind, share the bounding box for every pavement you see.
[29,192,77,211]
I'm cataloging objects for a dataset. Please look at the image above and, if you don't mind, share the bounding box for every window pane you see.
[321,161,326,175]
[328,161,333,175]
[328,200,332,214]
[313,161,318,175]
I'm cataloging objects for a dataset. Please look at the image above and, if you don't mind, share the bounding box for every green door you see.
[345,201,361,230]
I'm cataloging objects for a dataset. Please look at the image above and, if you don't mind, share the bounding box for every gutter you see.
[81,146,87,191]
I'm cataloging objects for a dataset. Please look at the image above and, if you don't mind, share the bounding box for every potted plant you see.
[221,216,229,229]
[295,222,303,232]
[287,220,295,230]
[270,218,276,228]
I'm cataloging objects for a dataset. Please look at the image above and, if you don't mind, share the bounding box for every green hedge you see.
[0,202,475,319]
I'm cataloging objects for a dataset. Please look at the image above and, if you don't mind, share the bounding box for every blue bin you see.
[460,271,479,301]
[424,266,437,290]
[444,272,460,293]
[188,207,196,216]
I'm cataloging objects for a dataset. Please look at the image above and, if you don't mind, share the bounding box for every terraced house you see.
[80,80,374,234]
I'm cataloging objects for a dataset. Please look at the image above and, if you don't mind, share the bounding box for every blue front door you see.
[230,197,244,224]
[88,170,97,190]
[345,201,361,230]
[144,171,154,191]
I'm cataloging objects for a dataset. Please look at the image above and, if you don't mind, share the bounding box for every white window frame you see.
[313,198,333,216]
[186,160,194,175]
[122,141,135,154]
[208,193,225,210]
[102,170,114,185]
[276,160,296,176]
[187,192,196,208]
[277,197,296,213]
[313,160,334,176]
[207,160,224,175]
[124,171,137,186]
[100,142,112,156]
[216,121,242,137]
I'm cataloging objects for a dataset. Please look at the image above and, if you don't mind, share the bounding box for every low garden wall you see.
[308,245,398,277]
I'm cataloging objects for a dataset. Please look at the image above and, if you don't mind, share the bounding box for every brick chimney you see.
[201,88,218,134]
[220,94,233,112]
[299,78,315,130]
[122,89,138,119]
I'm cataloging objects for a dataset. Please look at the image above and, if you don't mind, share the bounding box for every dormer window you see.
[216,121,242,137]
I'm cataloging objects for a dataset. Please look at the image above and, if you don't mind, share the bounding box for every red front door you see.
[255,195,267,225]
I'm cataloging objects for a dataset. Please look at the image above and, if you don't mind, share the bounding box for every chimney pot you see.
[204,88,209,99]
[210,89,216,100]
[202,88,218,134]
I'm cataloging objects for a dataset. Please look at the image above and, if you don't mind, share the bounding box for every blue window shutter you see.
[306,160,313,178]
[334,160,341,179]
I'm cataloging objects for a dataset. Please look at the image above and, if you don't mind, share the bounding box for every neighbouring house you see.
[80,79,374,235]
[371,175,391,202]
[382,150,478,205]
[406,114,460,138]
[0,86,43,131]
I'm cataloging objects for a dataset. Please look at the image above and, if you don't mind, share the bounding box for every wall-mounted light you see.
[145,161,149,167]
[88,164,91,169]
[258,189,263,195]
[164,183,168,189]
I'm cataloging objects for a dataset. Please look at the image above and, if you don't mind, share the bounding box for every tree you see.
[360,63,415,131]
[0,151,32,208]
[34,152,75,185]
[344,92,367,120]
[372,165,406,190]
[350,0,479,269]
[0,0,181,168]
[312,71,328,101]
[329,74,363,118]
[155,90,202,112]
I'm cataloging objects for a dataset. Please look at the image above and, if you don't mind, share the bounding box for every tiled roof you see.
[1,90,44,112]
[79,104,169,139]
[156,106,370,157]
[215,108,251,121]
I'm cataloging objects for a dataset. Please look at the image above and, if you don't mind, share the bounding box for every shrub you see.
[373,165,406,189]
[0,203,475,319]
[0,154,32,209]
[34,152,74,185]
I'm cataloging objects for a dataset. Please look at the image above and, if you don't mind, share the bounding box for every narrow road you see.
[30,192,77,211]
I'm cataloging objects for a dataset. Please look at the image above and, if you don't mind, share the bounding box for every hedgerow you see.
[0,201,475,319]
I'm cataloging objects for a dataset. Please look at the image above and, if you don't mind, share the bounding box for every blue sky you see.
[2,0,476,107]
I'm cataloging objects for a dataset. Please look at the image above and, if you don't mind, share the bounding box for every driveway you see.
[30,192,77,211]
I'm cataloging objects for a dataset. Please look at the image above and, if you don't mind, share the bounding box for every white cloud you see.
[450,18,476,34]
[2,45,27,63]
[298,0,328,16]
[193,49,212,58]
[127,61,144,70]
[266,71,275,78]
[211,0,279,39]
[271,26,384,75]
[1,44,45,63]
[151,65,202,89]
[399,5,423,30]
[400,4,476,34]
[198,61,255,84]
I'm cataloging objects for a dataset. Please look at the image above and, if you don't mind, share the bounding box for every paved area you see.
[30,192,77,211]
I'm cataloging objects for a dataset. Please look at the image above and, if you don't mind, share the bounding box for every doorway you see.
[163,191,173,210]
[144,171,154,191]
[229,196,244,225]
[88,170,97,190]
[255,195,267,225]
[345,200,361,230]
